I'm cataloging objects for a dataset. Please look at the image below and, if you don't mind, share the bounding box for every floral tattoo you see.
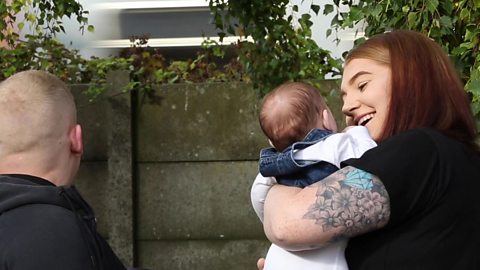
[303,166,390,241]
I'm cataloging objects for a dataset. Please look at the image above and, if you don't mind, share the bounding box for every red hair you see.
[346,30,477,146]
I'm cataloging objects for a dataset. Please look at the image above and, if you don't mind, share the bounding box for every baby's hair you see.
[259,82,328,151]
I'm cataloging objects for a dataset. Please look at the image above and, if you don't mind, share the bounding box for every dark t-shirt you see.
[342,128,480,269]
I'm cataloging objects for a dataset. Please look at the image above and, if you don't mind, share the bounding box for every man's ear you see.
[69,124,83,155]
[322,109,338,132]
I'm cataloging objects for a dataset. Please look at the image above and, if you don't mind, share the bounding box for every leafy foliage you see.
[0,33,89,82]
[85,36,247,100]
[0,1,245,100]
[209,0,342,95]
[324,0,480,123]
[0,0,93,81]
[0,0,93,47]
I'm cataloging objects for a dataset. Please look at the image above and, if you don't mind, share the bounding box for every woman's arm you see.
[263,166,391,251]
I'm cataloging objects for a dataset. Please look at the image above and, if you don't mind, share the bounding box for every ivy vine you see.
[209,0,342,95]
[0,1,245,100]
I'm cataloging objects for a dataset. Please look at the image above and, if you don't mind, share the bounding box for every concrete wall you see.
[73,72,133,266]
[73,77,343,269]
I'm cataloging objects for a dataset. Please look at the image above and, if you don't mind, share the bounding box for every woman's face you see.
[340,58,392,141]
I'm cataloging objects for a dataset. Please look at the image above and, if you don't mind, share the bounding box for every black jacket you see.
[0,174,126,270]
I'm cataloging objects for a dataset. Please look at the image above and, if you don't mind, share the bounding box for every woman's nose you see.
[342,98,360,116]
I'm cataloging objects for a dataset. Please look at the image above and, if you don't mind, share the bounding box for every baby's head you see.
[259,82,337,151]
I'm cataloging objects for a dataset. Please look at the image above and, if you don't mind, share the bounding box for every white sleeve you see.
[250,173,277,223]
[342,126,378,155]
[293,126,377,167]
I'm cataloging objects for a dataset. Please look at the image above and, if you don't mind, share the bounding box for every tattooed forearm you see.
[303,166,390,242]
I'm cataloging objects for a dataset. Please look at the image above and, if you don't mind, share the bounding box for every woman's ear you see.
[69,124,83,155]
[322,109,338,132]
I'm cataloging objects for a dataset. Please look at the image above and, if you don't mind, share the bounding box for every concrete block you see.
[137,161,265,240]
[105,71,134,266]
[74,161,109,236]
[137,240,271,270]
[136,81,344,163]
[137,82,266,162]
[71,84,108,161]
[71,70,134,266]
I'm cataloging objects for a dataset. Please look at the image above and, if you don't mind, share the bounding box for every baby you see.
[251,82,376,270]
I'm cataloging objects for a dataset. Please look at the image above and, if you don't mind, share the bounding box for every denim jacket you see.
[259,128,339,187]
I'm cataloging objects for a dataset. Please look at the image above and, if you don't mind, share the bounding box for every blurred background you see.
[57,0,360,59]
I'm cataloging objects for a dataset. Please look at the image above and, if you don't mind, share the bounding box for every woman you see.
[260,30,480,269]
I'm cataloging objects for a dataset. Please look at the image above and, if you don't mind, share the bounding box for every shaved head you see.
[0,70,76,155]
[0,71,81,185]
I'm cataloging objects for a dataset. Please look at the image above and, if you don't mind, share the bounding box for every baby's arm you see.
[293,126,376,167]
[342,126,378,156]
[250,173,277,223]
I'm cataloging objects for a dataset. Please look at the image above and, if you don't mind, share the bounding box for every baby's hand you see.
[345,115,355,126]
[342,125,355,132]
[257,258,265,270]
[342,116,356,132]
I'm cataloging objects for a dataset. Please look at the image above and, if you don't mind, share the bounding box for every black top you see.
[342,128,480,269]
[0,174,126,270]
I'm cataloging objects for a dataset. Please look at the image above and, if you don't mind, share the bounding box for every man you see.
[0,70,126,270]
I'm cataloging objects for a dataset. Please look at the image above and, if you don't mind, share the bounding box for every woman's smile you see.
[341,58,391,141]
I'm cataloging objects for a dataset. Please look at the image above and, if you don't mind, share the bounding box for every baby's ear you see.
[322,109,338,132]
[268,139,275,148]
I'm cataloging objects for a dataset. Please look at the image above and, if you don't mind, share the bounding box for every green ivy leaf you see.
[426,0,439,13]
[323,4,334,15]
[311,4,320,15]
[474,0,480,9]
[471,101,480,115]
[468,69,480,108]
[348,6,364,21]
[439,16,453,29]
[407,12,418,28]
[451,45,469,56]
[371,4,382,17]
[459,8,469,22]
[301,13,311,21]
[26,13,37,23]
[465,26,479,41]
[441,0,454,14]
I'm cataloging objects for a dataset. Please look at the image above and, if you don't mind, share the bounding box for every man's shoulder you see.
[0,203,126,270]
[0,204,93,268]
[1,203,80,240]
[2,202,74,217]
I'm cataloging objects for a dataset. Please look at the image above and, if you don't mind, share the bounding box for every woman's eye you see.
[358,81,368,91]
